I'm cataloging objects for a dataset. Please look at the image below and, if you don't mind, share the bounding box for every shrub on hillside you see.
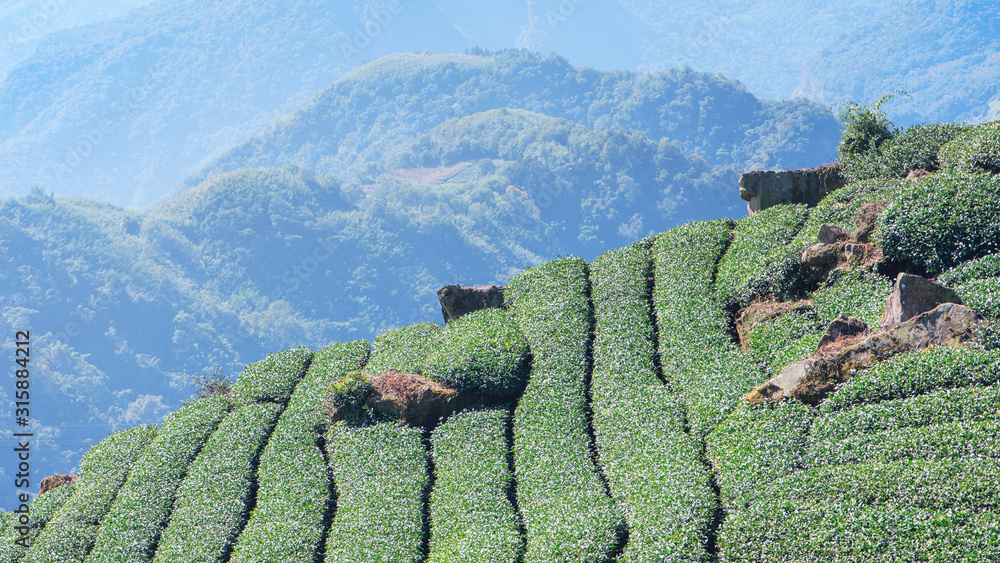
[877,170,1000,274]
[421,308,530,398]
[940,121,1000,173]
[939,252,1000,285]
[365,322,442,375]
[841,123,969,181]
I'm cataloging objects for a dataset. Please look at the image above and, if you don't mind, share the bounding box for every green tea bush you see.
[877,170,1000,274]
[721,500,999,562]
[0,483,76,563]
[231,347,313,404]
[323,421,428,563]
[422,308,530,398]
[152,403,282,563]
[654,221,766,438]
[956,276,1000,320]
[939,252,1000,285]
[836,95,897,160]
[806,418,1000,467]
[744,309,824,373]
[507,257,624,563]
[821,348,1000,412]
[841,123,969,181]
[229,341,369,563]
[810,266,893,329]
[707,401,812,510]
[427,408,522,563]
[24,426,158,563]
[757,458,1000,511]
[590,243,715,562]
[715,204,809,306]
[812,384,1000,445]
[939,120,1000,173]
[326,370,376,424]
[365,322,443,375]
[88,396,235,563]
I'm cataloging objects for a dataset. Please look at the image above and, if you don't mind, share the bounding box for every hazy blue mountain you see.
[0,0,473,207]
[191,50,839,188]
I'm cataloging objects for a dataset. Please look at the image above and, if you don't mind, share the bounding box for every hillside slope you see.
[3,118,999,560]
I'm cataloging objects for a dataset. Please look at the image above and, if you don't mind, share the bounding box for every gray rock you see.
[739,163,847,214]
[818,224,851,244]
[437,284,506,323]
[879,273,962,330]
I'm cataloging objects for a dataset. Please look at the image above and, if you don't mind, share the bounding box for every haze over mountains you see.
[1,0,998,207]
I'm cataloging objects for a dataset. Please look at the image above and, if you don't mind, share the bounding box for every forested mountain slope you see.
[192,50,838,188]
[3,116,998,560]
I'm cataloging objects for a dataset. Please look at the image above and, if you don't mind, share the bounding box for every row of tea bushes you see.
[364,323,442,375]
[653,220,764,438]
[590,242,715,562]
[0,483,75,563]
[707,401,812,511]
[714,205,809,307]
[87,396,235,563]
[229,340,370,563]
[24,425,158,563]
[151,403,282,563]
[427,408,523,563]
[231,348,314,404]
[507,257,624,563]
[721,500,1000,562]
[322,422,428,563]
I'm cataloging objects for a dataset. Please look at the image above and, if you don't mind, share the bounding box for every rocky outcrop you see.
[746,303,985,404]
[879,273,962,330]
[39,473,77,495]
[739,163,847,214]
[364,370,459,427]
[437,285,506,323]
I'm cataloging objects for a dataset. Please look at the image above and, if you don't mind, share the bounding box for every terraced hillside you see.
[3,120,999,561]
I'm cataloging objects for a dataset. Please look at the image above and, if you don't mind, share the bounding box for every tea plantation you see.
[3,120,999,561]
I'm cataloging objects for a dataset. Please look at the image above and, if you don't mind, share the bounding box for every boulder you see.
[905,168,934,181]
[879,273,962,330]
[437,285,506,323]
[365,370,459,426]
[817,224,851,245]
[39,473,77,495]
[815,315,871,352]
[739,163,847,214]
[746,303,985,404]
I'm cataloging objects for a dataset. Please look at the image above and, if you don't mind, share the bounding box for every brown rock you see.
[852,200,890,243]
[879,273,962,330]
[366,370,459,426]
[746,303,985,404]
[817,224,851,245]
[815,315,871,353]
[739,162,847,214]
[39,473,77,495]
[437,285,506,323]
